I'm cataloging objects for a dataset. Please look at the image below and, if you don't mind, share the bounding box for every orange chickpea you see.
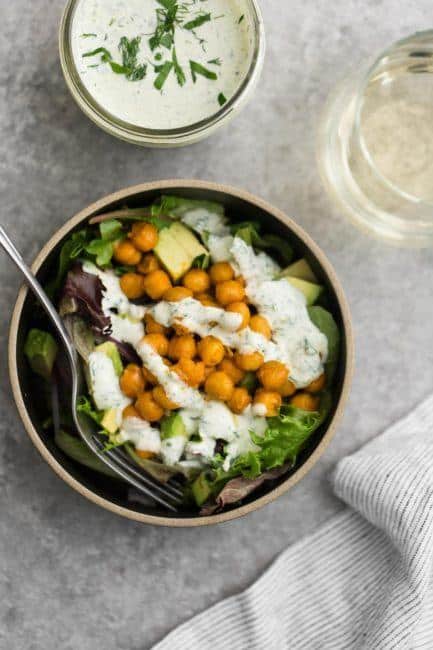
[129,222,158,252]
[234,351,264,372]
[218,358,245,385]
[137,253,160,275]
[141,366,158,385]
[254,390,282,417]
[163,286,193,302]
[136,449,155,459]
[257,361,288,391]
[306,373,326,394]
[141,333,169,357]
[204,371,235,402]
[290,392,320,411]
[249,315,272,340]
[119,273,145,299]
[197,336,225,366]
[173,358,205,388]
[168,335,196,361]
[122,405,141,419]
[182,269,211,294]
[142,270,172,300]
[120,364,145,398]
[226,302,250,330]
[135,391,164,422]
[215,280,245,306]
[113,240,142,266]
[144,313,168,335]
[209,262,234,284]
[152,385,179,410]
[228,387,252,414]
[278,379,297,397]
[196,293,218,307]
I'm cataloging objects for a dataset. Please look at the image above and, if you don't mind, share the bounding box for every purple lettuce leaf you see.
[200,464,291,516]
[61,263,110,333]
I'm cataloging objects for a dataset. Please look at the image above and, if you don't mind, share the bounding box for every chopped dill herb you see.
[81,33,97,38]
[207,57,221,66]
[154,60,173,89]
[190,60,217,82]
[172,47,186,86]
[183,13,211,30]
[238,14,245,24]
[218,92,227,106]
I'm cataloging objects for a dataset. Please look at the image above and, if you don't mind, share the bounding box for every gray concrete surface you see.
[1,2,433,648]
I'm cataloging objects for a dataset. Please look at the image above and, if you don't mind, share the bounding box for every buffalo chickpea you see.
[204,371,234,402]
[138,253,160,275]
[141,333,169,357]
[141,366,157,385]
[142,270,172,300]
[215,280,245,306]
[119,273,145,299]
[182,268,211,294]
[290,392,320,411]
[129,222,158,252]
[144,313,168,335]
[234,351,264,372]
[122,405,141,419]
[278,378,297,397]
[209,262,234,284]
[135,391,164,422]
[218,358,245,385]
[136,449,155,459]
[306,373,326,394]
[173,358,205,388]
[197,336,225,366]
[152,385,179,410]
[120,364,145,398]
[249,315,272,340]
[226,302,250,330]
[113,240,142,266]
[228,387,252,414]
[168,334,196,361]
[163,286,193,302]
[257,361,288,391]
[196,293,218,307]
[253,390,282,417]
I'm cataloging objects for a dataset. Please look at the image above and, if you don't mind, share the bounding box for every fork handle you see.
[0,226,76,361]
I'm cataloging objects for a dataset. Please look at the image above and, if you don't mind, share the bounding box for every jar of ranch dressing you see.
[59,0,265,147]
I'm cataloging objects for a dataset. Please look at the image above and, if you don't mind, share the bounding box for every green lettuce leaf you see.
[231,221,293,265]
[153,195,225,218]
[307,306,341,383]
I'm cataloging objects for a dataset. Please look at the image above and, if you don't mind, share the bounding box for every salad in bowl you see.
[22,193,341,515]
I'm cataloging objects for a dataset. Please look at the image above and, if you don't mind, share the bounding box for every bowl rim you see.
[8,179,354,527]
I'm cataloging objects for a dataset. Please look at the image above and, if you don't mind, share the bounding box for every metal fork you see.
[0,226,183,512]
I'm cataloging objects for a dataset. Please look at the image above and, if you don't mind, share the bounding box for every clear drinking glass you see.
[317,31,433,247]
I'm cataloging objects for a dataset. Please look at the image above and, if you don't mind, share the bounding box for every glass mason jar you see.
[317,31,433,247]
[59,0,265,148]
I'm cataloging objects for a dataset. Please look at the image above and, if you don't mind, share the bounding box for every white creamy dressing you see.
[88,350,130,421]
[118,416,161,453]
[71,0,254,130]
[83,261,145,345]
[160,435,188,466]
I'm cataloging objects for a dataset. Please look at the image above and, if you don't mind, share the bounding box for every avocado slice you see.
[285,277,323,306]
[154,222,209,281]
[101,408,120,434]
[24,329,58,379]
[191,472,212,506]
[280,258,318,283]
[95,341,123,376]
[160,413,187,440]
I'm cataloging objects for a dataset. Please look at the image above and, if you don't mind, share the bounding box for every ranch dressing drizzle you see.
[71,0,254,130]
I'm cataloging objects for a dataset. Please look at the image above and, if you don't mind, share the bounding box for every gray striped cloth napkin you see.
[153,395,433,650]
